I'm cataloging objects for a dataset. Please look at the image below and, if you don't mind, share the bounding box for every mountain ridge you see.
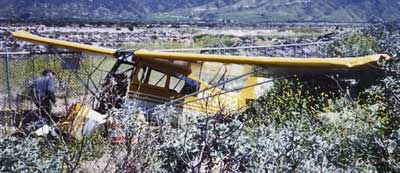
[0,0,399,23]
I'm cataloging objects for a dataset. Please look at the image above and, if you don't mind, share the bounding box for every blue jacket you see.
[33,76,56,103]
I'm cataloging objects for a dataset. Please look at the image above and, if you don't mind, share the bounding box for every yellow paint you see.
[62,103,107,140]
[181,74,241,115]
[71,105,90,138]
[239,76,257,107]
[134,49,391,68]
[12,31,116,57]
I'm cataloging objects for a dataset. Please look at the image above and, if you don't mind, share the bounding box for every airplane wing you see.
[134,50,389,69]
[12,31,116,57]
[12,30,390,69]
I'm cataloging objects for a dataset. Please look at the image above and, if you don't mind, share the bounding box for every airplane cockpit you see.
[108,57,200,104]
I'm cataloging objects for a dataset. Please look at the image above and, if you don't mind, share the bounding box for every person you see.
[32,68,56,116]
[179,75,199,95]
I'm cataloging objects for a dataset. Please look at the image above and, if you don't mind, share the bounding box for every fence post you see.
[6,49,12,110]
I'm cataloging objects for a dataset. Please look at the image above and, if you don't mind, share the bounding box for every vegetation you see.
[192,34,239,47]
[324,32,380,57]
[152,23,400,172]
[120,41,190,50]
[122,34,244,50]
[163,0,400,23]
[1,23,400,172]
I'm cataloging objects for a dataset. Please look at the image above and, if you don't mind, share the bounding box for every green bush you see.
[243,79,329,127]
[324,32,379,57]
[193,34,239,47]
[0,137,61,172]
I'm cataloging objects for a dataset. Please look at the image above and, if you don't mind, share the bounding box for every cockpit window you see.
[136,67,145,82]
[169,76,185,92]
[133,64,199,95]
[147,69,167,87]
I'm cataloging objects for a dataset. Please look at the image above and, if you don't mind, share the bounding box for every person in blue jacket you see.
[32,68,56,116]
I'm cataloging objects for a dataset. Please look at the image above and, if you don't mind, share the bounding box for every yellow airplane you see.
[12,31,391,116]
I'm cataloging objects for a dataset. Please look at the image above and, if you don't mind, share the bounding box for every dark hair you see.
[42,68,55,76]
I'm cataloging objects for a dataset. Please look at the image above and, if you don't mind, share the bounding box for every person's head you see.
[42,68,56,78]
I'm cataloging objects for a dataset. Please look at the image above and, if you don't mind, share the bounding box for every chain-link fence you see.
[0,53,113,114]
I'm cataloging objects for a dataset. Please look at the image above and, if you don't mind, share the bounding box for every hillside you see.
[164,0,400,23]
[0,0,216,21]
[0,0,399,23]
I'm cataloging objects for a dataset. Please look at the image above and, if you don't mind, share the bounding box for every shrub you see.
[0,137,61,172]
[324,32,379,57]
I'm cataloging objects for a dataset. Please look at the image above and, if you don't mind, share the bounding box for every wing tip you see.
[12,30,31,37]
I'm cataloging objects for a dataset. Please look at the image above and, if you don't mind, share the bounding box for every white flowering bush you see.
[153,23,400,172]
[0,137,61,172]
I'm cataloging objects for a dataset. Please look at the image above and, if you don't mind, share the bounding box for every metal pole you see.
[5,49,12,110]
